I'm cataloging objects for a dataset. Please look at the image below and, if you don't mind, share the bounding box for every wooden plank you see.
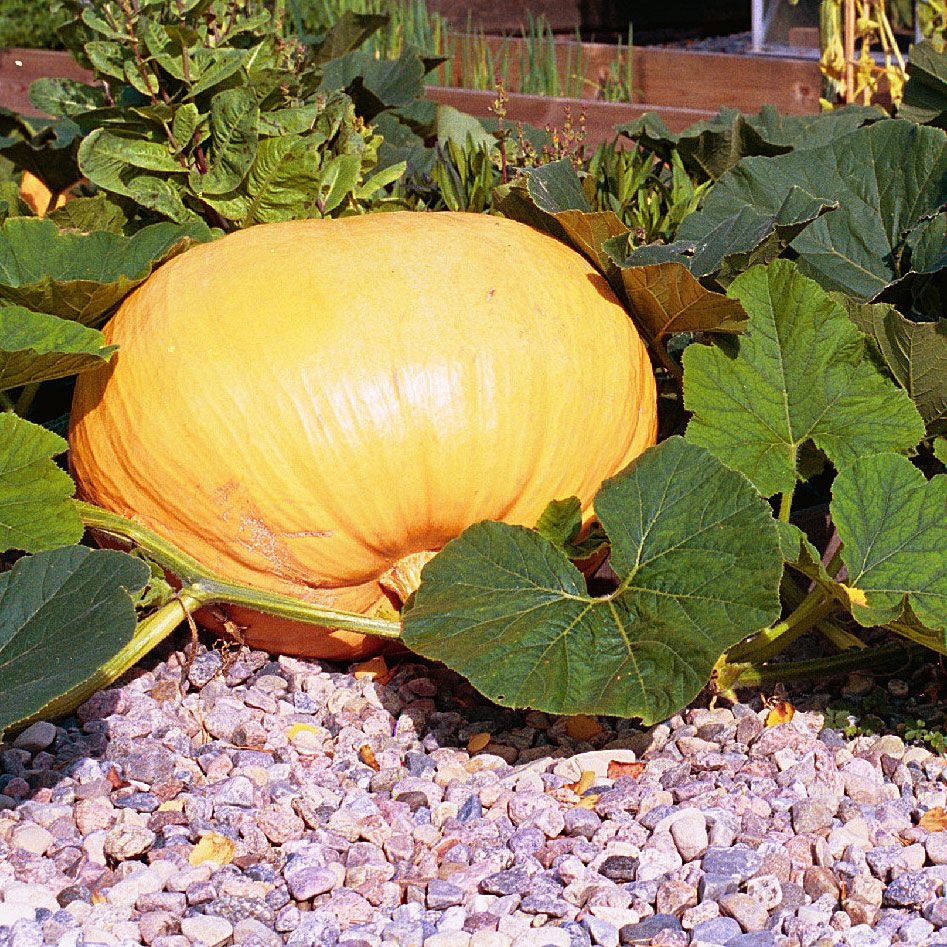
[0,48,91,116]
[425,86,717,142]
[446,36,822,114]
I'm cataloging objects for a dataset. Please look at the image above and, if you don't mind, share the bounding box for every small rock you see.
[180,913,234,947]
[926,832,947,866]
[790,799,834,835]
[701,845,763,882]
[882,869,944,907]
[428,880,465,910]
[599,855,639,883]
[668,810,708,862]
[803,866,840,901]
[104,824,156,860]
[618,914,682,945]
[719,892,769,932]
[285,865,337,900]
[13,721,57,753]
[582,915,619,947]
[10,823,54,856]
[690,916,742,944]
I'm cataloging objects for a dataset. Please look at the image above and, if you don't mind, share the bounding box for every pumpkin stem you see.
[379,550,439,604]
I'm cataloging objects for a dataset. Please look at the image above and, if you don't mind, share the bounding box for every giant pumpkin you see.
[70,212,658,659]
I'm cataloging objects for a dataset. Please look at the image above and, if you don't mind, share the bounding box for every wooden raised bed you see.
[1,43,819,146]
[437,36,822,114]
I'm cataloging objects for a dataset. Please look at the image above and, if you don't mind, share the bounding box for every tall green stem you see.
[726,588,835,664]
[721,642,911,688]
[77,501,402,640]
[14,383,40,417]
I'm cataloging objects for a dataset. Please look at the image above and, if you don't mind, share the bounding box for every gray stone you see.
[480,867,530,896]
[701,845,763,882]
[619,914,683,944]
[285,865,337,900]
[582,915,619,947]
[599,856,640,883]
[427,880,464,910]
[564,807,601,840]
[883,869,944,907]
[698,873,741,901]
[12,722,57,754]
[726,934,776,947]
[691,916,742,944]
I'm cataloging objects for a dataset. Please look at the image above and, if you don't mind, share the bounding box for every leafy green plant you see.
[0,0,66,49]
[11,0,410,231]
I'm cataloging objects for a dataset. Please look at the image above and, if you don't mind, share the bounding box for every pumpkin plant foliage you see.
[0,21,945,735]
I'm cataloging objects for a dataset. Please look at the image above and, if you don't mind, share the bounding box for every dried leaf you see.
[575,794,600,809]
[607,759,646,780]
[157,800,184,812]
[919,808,947,832]
[566,715,604,741]
[359,744,379,771]
[352,656,389,681]
[467,732,490,753]
[568,770,597,796]
[189,832,236,867]
[766,700,796,726]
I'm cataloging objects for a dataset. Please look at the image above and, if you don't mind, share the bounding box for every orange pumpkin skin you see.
[19,172,69,217]
[69,212,658,659]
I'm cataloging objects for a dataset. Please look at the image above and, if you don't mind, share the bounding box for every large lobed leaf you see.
[675,120,947,301]
[619,105,882,179]
[0,304,115,391]
[841,297,947,435]
[683,261,925,498]
[0,546,149,739]
[900,41,947,129]
[403,437,782,723]
[833,453,946,633]
[0,414,82,553]
[0,216,212,325]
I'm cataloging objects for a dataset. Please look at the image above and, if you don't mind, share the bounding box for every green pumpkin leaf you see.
[677,121,947,301]
[840,297,947,435]
[0,304,115,391]
[900,40,947,129]
[933,437,947,466]
[683,260,926,498]
[403,437,782,723]
[619,105,881,179]
[0,546,149,739]
[0,216,212,325]
[534,497,607,561]
[833,453,947,632]
[0,414,82,553]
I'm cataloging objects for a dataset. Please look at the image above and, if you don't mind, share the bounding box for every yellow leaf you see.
[189,832,236,867]
[157,799,184,812]
[920,808,947,832]
[352,656,389,681]
[359,744,379,770]
[467,732,490,753]
[840,584,869,608]
[568,770,597,796]
[575,794,600,809]
[91,891,107,905]
[766,700,795,727]
[566,715,603,741]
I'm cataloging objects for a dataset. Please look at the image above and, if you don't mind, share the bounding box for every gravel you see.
[0,639,946,946]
